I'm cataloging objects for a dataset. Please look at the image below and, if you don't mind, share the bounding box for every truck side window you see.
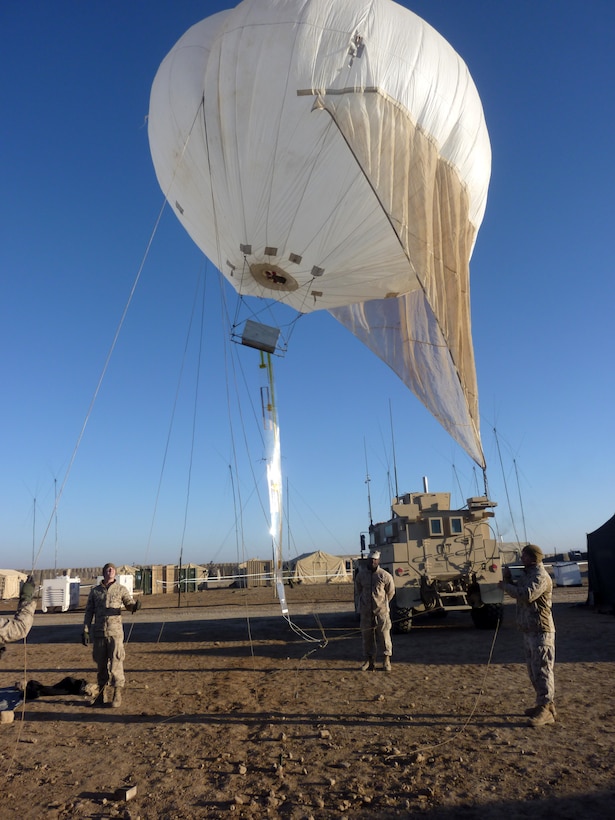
[450,517,463,535]
[429,518,443,536]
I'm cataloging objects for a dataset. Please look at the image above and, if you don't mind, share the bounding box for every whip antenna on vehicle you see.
[389,399,399,499]
[364,438,373,526]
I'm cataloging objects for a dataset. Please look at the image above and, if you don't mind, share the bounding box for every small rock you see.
[338,800,352,811]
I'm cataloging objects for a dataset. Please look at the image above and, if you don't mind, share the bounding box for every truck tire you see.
[470,603,503,630]
[391,601,412,634]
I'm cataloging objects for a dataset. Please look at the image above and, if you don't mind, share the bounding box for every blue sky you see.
[1,0,613,572]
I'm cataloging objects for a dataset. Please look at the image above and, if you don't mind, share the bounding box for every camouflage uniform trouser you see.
[523,631,555,706]
[360,611,392,659]
[92,635,126,689]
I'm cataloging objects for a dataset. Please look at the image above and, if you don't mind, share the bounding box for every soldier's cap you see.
[369,550,381,560]
[102,562,116,573]
[522,544,543,563]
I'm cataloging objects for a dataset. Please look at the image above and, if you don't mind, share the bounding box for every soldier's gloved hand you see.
[131,599,142,614]
[81,627,90,647]
[19,575,36,608]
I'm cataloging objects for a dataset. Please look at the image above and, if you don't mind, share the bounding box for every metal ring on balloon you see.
[249,263,299,293]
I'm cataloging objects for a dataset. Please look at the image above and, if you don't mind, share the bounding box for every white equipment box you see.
[553,562,582,587]
[41,576,81,612]
[95,574,134,595]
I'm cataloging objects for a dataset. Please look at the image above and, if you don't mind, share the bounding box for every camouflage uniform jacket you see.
[502,563,555,634]
[354,566,395,616]
[84,581,134,639]
[0,601,35,646]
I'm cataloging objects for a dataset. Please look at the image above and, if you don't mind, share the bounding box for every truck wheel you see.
[391,602,412,634]
[470,603,503,629]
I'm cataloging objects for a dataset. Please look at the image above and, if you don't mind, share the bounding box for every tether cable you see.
[386,610,504,759]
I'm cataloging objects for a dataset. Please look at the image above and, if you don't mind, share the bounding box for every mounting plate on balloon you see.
[249,263,299,293]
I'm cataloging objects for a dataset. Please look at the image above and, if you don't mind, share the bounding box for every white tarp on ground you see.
[290,550,350,584]
[0,570,27,600]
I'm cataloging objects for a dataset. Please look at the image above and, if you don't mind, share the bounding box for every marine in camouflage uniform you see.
[500,544,556,726]
[0,600,35,648]
[83,563,139,707]
[354,550,395,672]
[1,576,36,710]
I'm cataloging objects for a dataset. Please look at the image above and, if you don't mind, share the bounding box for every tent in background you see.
[587,514,615,612]
[116,565,138,575]
[0,569,27,600]
[290,551,350,584]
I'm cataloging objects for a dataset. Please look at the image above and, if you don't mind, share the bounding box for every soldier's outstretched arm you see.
[0,600,35,644]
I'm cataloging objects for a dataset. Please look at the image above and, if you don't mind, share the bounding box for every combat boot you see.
[111,687,123,708]
[383,656,392,672]
[529,705,555,727]
[524,705,541,717]
[360,656,375,672]
[90,686,105,708]
[526,702,557,719]
[103,685,114,705]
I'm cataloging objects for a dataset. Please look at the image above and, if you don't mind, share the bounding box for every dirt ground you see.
[0,581,614,819]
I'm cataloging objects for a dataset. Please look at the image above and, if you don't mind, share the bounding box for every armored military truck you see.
[362,489,503,632]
